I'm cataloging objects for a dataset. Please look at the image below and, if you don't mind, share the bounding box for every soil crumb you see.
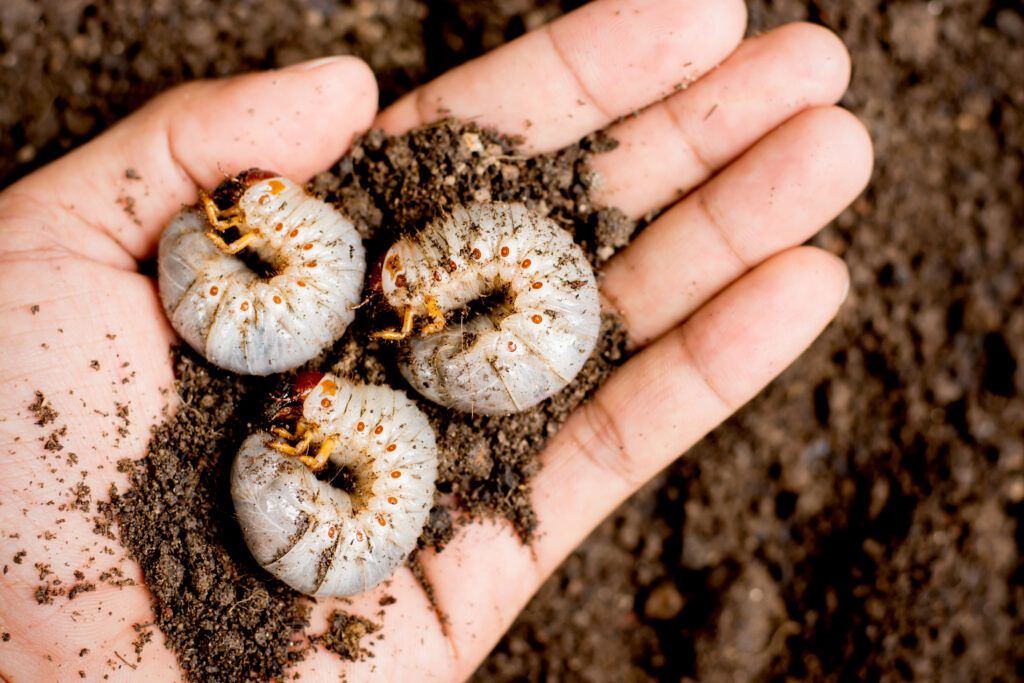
[310,611,381,662]
[104,119,632,681]
[28,391,58,426]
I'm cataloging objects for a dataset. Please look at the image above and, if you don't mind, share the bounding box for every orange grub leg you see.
[374,307,416,341]
[269,428,314,457]
[422,296,446,335]
[299,437,337,471]
[200,189,249,253]
[205,230,260,255]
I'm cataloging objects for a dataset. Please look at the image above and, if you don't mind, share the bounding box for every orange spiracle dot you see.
[328,526,336,538]
[532,281,543,289]
[448,260,457,271]
[387,496,397,505]
[374,425,384,435]
[240,301,250,312]
[531,314,542,324]
[500,246,510,257]
[507,341,517,352]
[390,470,402,479]
[356,531,364,541]
[303,243,314,251]
[307,261,317,268]
[259,195,270,205]
[433,271,441,282]
[273,295,282,304]
[320,398,331,408]
[385,253,403,277]
[297,281,307,287]
[209,286,219,296]
[521,259,532,268]
[274,223,284,232]
[289,228,299,238]
[471,248,482,260]
[377,514,387,527]
[357,422,365,432]
[395,274,406,288]
[386,444,397,452]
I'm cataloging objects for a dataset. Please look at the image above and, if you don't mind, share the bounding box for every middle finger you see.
[601,105,873,346]
[591,22,853,218]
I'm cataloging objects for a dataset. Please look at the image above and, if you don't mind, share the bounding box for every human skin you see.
[0,0,871,680]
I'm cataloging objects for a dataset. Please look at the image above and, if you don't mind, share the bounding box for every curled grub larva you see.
[158,170,366,375]
[376,202,601,415]
[231,373,437,597]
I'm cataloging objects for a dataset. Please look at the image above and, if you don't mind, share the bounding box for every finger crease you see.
[165,130,202,195]
[412,83,443,130]
[597,286,636,341]
[406,556,460,657]
[544,25,613,121]
[698,191,749,270]
[677,327,736,414]
[660,99,715,177]
[573,393,641,489]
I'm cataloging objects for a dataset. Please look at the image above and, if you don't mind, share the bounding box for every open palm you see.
[0,0,871,680]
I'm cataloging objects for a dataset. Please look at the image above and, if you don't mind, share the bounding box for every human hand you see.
[0,0,871,680]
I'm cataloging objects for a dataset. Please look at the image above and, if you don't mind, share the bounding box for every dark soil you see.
[310,610,381,662]
[3,1,1023,682]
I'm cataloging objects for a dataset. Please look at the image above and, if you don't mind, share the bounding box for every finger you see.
[592,22,852,218]
[601,106,873,345]
[376,0,747,152]
[417,246,849,677]
[0,57,377,263]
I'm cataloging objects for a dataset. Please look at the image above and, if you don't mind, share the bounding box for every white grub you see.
[158,173,366,375]
[380,202,601,415]
[231,374,437,597]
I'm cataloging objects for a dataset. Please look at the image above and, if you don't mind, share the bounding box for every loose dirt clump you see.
[310,611,381,662]
[28,391,58,427]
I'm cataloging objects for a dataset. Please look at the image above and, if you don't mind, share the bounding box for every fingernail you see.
[279,56,349,73]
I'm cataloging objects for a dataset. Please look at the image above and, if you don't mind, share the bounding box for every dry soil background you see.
[2,0,1023,680]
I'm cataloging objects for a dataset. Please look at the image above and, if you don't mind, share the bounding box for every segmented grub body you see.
[158,175,366,375]
[231,374,437,597]
[381,202,601,415]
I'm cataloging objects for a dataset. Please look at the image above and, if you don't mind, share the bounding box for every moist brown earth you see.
[2,0,1023,681]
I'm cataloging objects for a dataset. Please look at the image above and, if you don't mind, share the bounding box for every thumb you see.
[1,56,378,261]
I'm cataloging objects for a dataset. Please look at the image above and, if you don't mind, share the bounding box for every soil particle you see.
[131,624,154,659]
[69,481,91,513]
[66,582,97,601]
[43,426,66,451]
[28,391,58,426]
[310,611,381,662]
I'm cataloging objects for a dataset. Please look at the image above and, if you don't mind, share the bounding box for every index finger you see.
[376,0,747,152]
